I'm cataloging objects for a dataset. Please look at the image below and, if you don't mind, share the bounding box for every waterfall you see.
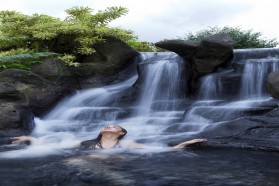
[3,48,279,158]
[240,57,279,99]
[135,53,184,115]
[184,48,279,133]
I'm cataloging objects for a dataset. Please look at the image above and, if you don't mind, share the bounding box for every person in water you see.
[10,125,207,149]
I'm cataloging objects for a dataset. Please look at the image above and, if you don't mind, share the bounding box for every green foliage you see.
[127,40,167,52]
[0,52,59,70]
[183,26,278,49]
[0,6,136,69]
[0,36,29,50]
[58,54,79,67]
[127,40,156,52]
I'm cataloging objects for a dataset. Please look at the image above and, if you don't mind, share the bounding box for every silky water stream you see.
[0,51,279,186]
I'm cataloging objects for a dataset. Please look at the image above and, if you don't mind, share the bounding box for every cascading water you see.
[135,53,184,115]
[184,48,279,130]
[0,53,186,158]
[2,49,279,186]
[240,57,279,99]
[1,48,279,158]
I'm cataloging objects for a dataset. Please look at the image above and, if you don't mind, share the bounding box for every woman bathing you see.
[10,125,207,149]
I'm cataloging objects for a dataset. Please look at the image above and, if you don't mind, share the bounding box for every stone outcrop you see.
[77,36,139,88]
[267,71,279,100]
[198,107,279,151]
[155,40,199,60]
[156,34,234,73]
[0,69,68,137]
[31,58,80,91]
[155,33,234,83]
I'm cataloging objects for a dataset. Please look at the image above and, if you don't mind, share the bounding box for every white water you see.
[1,50,279,158]
[240,57,279,99]
[185,51,279,131]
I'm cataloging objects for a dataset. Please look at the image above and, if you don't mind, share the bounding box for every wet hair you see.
[116,125,127,140]
[79,125,127,150]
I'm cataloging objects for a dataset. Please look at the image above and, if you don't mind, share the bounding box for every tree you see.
[0,6,137,69]
[183,26,278,49]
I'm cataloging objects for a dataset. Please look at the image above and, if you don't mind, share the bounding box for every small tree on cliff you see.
[0,6,137,69]
[183,26,278,49]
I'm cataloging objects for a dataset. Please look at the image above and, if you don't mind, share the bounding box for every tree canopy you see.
[0,6,137,69]
[183,26,278,49]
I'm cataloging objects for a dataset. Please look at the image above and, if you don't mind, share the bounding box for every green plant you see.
[0,52,59,70]
[127,40,156,52]
[183,26,278,49]
[0,6,137,68]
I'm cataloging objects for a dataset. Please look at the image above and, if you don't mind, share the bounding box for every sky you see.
[0,0,278,43]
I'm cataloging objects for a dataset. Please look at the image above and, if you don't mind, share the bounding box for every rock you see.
[0,69,68,134]
[267,71,279,99]
[0,100,34,137]
[0,69,67,115]
[155,34,233,76]
[197,111,279,151]
[155,40,200,60]
[31,58,80,90]
[70,63,116,89]
[192,33,234,75]
[79,36,140,88]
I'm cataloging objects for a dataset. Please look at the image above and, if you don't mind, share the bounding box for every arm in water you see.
[10,136,35,145]
[10,136,207,149]
[119,139,207,149]
[172,139,207,149]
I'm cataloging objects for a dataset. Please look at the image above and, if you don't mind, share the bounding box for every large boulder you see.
[193,33,234,75]
[30,58,80,91]
[198,113,279,151]
[0,69,67,115]
[155,33,234,76]
[155,40,200,60]
[0,100,34,140]
[267,71,279,99]
[0,69,68,136]
[78,36,140,88]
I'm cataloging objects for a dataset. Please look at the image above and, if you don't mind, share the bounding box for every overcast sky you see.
[0,0,278,42]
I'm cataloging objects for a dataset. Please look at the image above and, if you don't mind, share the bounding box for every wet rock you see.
[78,36,140,88]
[193,33,233,75]
[0,69,67,135]
[267,71,279,100]
[155,33,234,77]
[31,58,80,90]
[197,110,279,151]
[155,40,199,60]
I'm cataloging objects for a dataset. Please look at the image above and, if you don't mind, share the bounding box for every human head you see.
[100,125,127,140]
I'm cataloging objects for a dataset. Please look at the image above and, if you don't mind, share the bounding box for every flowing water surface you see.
[1,50,279,185]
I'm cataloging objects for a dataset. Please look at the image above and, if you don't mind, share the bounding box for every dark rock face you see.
[0,69,67,136]
[155,34,234,92]
[0,69,66,115]
[31,58,80,91]
[155,40,199,60]
[193,34,234,75]
[197,107,279,151]
[267,71,279,100]
[78,36,139,88]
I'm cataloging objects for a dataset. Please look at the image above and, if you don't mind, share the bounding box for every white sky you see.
[0,0,278,42]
